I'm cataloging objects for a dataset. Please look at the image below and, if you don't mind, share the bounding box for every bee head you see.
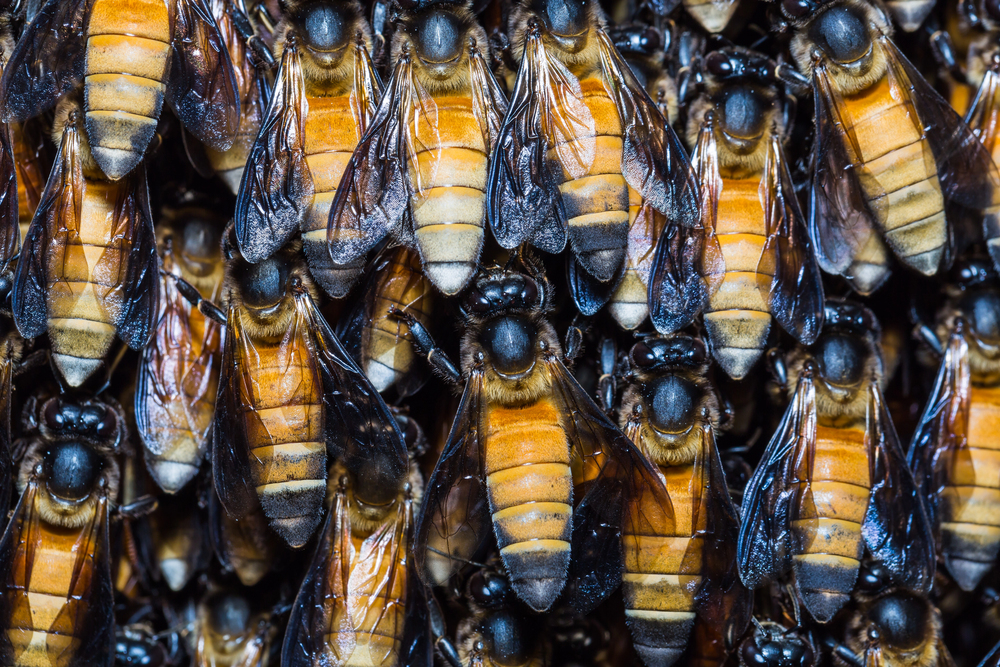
[810,299,880,388]
[865,593,932,652]
[411,7,465,65]
[704,49,779,140]
[41,397,120,446]
[528,0,590,38]
[236,256,292,312]
[739,623,815,667]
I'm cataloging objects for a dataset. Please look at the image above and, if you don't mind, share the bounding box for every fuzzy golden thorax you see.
[936,306,1000,386]
[507,0,606,79]
[327,459,424,536]
[456,612,550,667]
[53,97,108,181]
[619,369,719,467]
[18,441,120,529]
[223,246,319,341]
[390,6,487,95]
[273,12,373,97]
[685,93,782,176]
[789,0,891,96]
[846,595,941,667]
[461,316,562,408]
[784,338,883,427]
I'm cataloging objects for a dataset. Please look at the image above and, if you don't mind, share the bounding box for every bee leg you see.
[229,3,276,70]
[822,636,864,667]
[766,347,788,391]
[390,307,462,385]
[428,595,463,667]
[116,494,159,521]
[925,17,966,85]
[165,272,227,325]
[13,349,49,377]
[564,315,589,362]
[596,336,617,413]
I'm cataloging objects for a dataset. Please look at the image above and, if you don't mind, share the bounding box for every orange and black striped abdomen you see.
[6,519,101,665]
[302,96,363,295]
[237,326,326,548]
[84,0,171,179]
[550,78,629,282]
[790,425,870,621]
[703,175,773,380]
[840,71,946,275]
[939,385,1000,587]
[410,97,487,295]
[362,247,433,393]
[484,396,572,611]
[47,178,133,387]
[608,187,664,330]
[622,463,702,667]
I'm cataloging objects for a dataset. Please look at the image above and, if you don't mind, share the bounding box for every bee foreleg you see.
[564,315,589,362]
[428,594,463,667]
[597,336,617,413]
[230,5,276,70]
[389,306,462,385]
[925,17,966,85]
[115,494,159,521]
[164,272,227,325]
[822,636,864,667]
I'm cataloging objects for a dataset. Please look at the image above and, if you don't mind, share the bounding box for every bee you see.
[0,0,240,181]
[908,258,1000,592]
[210,489,281,587]
[738,614,816,667]
[403,261,671,613]
[326,0,508,297]
[136,204,225,494]
[617,334,751,667]
[193,589,277,667]
[738,300,935,623]
[234,0,381,298]
[115,621,183,667]
[0,394,123,667]
[338,245,435,397]
[175,238,409,549]
[146,486,208,592]
[680,47,824,379]
[776,0,1000,294]
[486,0,699,291]
[11,108,159,388]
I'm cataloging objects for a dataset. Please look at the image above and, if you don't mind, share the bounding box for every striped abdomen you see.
[939,385,1000,590]
[302,96,364,297]
[238,333,326,548]
[206,119,257,195]
[362,246,433,394]
[609,187,664,330]
[410,97,486,295]
[47,179,131,387]
[550,78,629,282]
[842,72,946,275]
[790,425,870,622]
[623,463,702,667]
[84,0,170,180]
[703,175,772,380]
[217,506,278,587]
[682,0,739,32]
[485,397,572,611]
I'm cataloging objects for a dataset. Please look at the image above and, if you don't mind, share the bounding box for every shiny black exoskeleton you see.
[114,624,181,667]
[700,48,783,143]
[806,300,881,387]
[626,336,710,435]
[411,8,464,63]
[950,259,1000,344]
[739,621,816,667]
[236,256,292,310]
[528,0,589,39]
[45,443,102,501]
[467,567,542,666]
[847,563,940,662]
[295,1,355,53]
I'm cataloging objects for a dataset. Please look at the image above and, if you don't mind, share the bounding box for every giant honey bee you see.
[908,258,1000,592]
[776,0,1000,293]
[11,108,159,388]
[192,588,278,667]
[234,0,381,297]
[403,261,671,613]
[326,0,508,297]
[616,334,751,667]
[681,47,824,379]
[0,0,240,181]
[136,202,225,494]
[0,394,123,667]
[210,488,281,587]
[738,300,935,623]
[176,238,409,550]
[486,0,700,292]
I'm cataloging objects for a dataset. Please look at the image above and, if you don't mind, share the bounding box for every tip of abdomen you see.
[147,459,200,495]
[899,245,944,276]
[792,555,858,623]
[52,353,103,388]
[711,346,763,380]
[423,262,475,296]
[159,557,195,592]
[945,556,994,592]
[90,146,144,181]
[501,540,571,611]
[626,611,695,667]
[886,0,935,31]
[271,514,323,549]
[304,240,364,298]
[609,302,648,330]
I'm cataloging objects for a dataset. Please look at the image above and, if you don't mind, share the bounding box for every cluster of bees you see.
[0,0,998,661]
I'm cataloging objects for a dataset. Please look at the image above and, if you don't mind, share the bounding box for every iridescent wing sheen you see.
[0,118,19,275]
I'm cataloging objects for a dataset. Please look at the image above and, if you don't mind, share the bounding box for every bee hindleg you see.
[429,594,463,667]
[390,307,462,385]
[165,272,227,325]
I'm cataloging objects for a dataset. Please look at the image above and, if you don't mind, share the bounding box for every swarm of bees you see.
[1,0,1000,663]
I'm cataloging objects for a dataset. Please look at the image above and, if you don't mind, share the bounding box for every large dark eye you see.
[857,563,892,593]
[630,342,656,368]
[115,633,167,667]
[706,51,733,76]
[209,594,251,637]
[46,443,101,501]
[414,9,463,63]
[520,279,538,307]
[469,570,512,608]
[482,316,537,375]
[647,376,697,433]
[962,290,1000,342]
[811,6,871,64]
[814,333,867,386]
[463,289,491,314]
[783,0,812,17]
[867,594,929,651]
[302,3,346,51]
[719,87,766,138]
[44,399,73,431]
[239,258,290,309]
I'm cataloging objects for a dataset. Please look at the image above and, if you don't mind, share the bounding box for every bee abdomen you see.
[207,130,256,194]
[552,80,629,282]
[304,97,364,297]
[849,78,946,275]
[681,0,740,32]
[939,389,1000,590]
[790,427,870,622]
[85,0,171,180]
[410,99,487,295]
[485,400,573,611]
[609,188,661,330]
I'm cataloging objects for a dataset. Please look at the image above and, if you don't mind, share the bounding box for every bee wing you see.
[413,371,491,586]
[234,40,313,263]
[0,477,39,663]
[327,55,416,266]
[211,307,261,520]
[11,119,84,339]
[0,356,11,514]
[737,369,817,590]
[400,567,433,667]
[487,30,591,254]
[106,167,160,350]
[595,30,699,222]
[808,64,887,277]
[0,0,90,122]
[0,120,19,274]
[568,254,624,316]
[546,357,675,613]
[691,426,752,649]
[648,123,723,334]
[906,328,969,534]
[759,133,825,346]
[298,292,408,494]
[861,382,936,594]
[167,0,240,151]
[469,43,508,154]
